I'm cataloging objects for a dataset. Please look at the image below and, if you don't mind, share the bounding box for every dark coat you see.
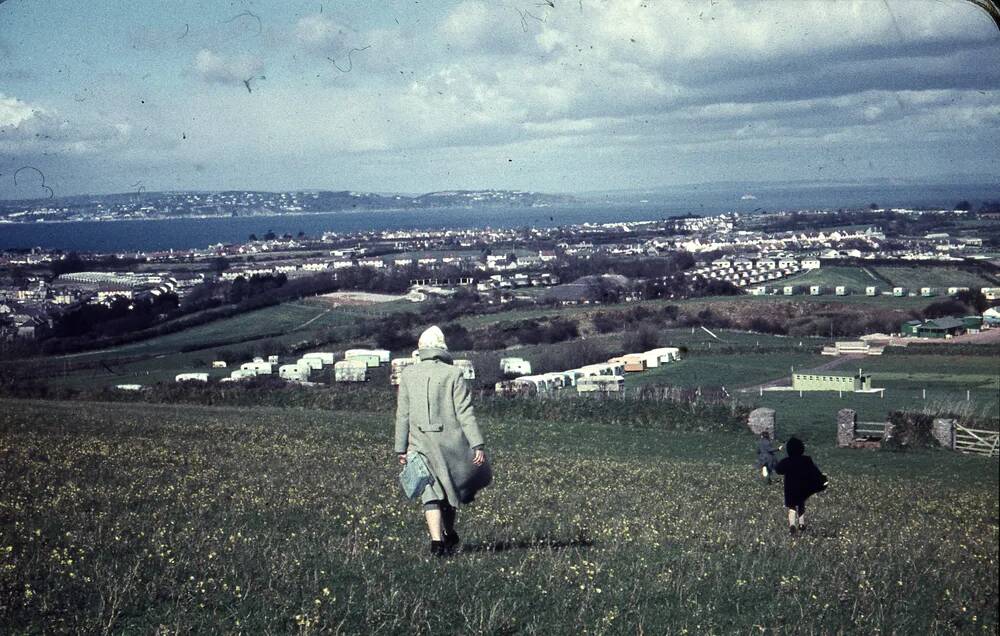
[775,454,828,508]
[755,438,778,470]
[394,349,491,506]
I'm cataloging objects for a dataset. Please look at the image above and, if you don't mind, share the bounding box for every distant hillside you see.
[0,189,578,222]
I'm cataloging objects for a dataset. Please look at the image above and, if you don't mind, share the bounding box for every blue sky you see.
[1,0,998,199]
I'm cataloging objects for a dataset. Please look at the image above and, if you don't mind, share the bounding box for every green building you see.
[962,315,984,331]
[901,317,968,338]
[901,320,922,336]
[792,373,873,392]
[915,317,966,339]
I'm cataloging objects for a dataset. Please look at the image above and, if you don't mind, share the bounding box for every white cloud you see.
[0,93,130,157]
[193,49,264,85]
[0,93,37,128]
[438,1,527,53]
[295,14,358,49]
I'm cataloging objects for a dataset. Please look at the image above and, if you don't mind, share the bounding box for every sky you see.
[0,0,998,200]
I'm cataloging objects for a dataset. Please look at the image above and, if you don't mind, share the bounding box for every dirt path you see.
[291,309,331,331]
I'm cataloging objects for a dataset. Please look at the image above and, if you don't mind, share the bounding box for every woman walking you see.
[394,326,491,556]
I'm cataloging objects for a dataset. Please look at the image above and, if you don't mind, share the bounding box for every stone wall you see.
[932,418,955,449]
[748,408,775,437]
[837,408,856,447]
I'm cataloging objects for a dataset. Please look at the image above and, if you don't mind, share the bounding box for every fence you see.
[837,409,998,458]
[855,421,889,439]
[954,424,1000,458]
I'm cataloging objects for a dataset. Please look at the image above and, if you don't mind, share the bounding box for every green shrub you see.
[883,411,936,451]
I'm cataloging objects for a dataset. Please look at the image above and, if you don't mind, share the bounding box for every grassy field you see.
[457,294,933,330]
[780,266,886,291]
[751,352,999,427]
[872,266,997,290]
[629,352,827,390]
[4,302,387,390]
[0,398,996,634]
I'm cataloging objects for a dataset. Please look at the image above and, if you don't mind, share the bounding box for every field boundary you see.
[955,424,1000,457]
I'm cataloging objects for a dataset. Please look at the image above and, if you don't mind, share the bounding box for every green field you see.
[0,398,995,633]
[749,351,999,434]
[629,352,827,390]
[457,294,934,331]
[780,266,886,290]
[4,301,398,390]
[872,266,997,291]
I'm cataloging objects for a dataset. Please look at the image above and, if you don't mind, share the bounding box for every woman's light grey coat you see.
[394,349,491,506]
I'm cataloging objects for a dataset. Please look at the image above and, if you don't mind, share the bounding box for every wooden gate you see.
[855,421,888,439]
[954,424,1000,457]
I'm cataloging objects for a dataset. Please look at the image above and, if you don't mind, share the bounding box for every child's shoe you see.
[789,526,797,536]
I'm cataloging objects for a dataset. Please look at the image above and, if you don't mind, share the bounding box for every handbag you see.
[398,451,434,500]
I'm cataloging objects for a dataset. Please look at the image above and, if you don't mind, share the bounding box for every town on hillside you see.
[2,203,999,346]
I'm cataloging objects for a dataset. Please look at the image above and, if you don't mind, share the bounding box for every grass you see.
[629,352,826,390]
[871,266,997,291]
[0,398,996,634]
[456,294,933,334]
[779,265,886,290]
[4,301,385,390]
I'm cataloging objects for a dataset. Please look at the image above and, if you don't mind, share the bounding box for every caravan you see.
[576,375,624,393]
[334,359,368,382]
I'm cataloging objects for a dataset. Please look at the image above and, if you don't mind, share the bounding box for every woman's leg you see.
[797,503,807,530]
[441,503,459,547]
[423,502,444,541]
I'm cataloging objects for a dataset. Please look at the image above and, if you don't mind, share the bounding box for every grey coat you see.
[394,349,491,506]
[756,438,778,470]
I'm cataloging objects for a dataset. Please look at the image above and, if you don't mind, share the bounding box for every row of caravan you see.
[177,349,391,384]
[389,354,476,385]
[496,347,681,395]
[329,349,391,382]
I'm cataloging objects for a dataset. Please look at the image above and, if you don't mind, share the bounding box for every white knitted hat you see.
[417,325,448,351]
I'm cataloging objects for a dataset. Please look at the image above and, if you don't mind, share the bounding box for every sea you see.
[0,182,995,253]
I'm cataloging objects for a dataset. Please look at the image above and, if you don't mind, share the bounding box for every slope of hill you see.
[1,398,996,633]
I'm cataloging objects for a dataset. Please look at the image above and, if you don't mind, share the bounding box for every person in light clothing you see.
[395,326,491,556]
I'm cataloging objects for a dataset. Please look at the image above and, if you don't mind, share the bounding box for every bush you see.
[883,411,936,451]
[622,323,660,352]
[480,392,748,432]
[529,338,617,375]
[592,312,620,334]
[441,323,474,351]
[922,300,969,319]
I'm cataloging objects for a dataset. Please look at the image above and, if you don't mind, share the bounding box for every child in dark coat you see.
[774,437,828,535]
[755,431,780,483]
